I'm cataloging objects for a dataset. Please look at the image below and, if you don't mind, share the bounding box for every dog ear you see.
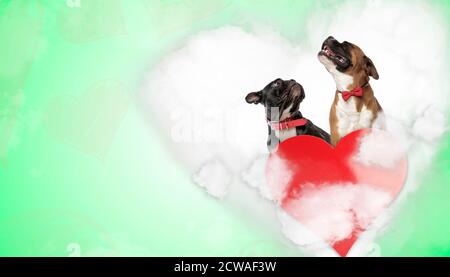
[364,56,379,80]
[245,91,262,104]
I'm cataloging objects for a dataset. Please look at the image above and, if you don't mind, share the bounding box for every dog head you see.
[245,78,305,121]
[318,36,378,90]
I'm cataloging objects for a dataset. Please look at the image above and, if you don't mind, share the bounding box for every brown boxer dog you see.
[318,36,384,146]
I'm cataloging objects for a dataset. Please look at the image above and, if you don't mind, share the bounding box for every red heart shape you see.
[266,129,407,256]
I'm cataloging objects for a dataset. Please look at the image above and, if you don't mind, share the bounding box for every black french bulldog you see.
[246,78,331,152]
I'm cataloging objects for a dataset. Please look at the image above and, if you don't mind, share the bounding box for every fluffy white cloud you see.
[284,183,392,244]
[192,159,231,199]
[355,129,406,169]
[241,155,272,200]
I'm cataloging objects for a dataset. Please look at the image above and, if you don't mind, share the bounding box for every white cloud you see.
[192,159,231,199]
[241,155,272,200]
[277,208,335,256]
[242,153,294,202]
[355,129,407,169]
[412,106,447,143]
[284,183,392,244]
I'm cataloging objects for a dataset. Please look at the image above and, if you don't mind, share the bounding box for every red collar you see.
[268,117,308,131]
[338,83,368,101]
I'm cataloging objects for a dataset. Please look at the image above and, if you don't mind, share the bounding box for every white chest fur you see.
[336,94,374,138]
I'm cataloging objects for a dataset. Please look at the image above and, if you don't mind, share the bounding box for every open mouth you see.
[320,45,347,65]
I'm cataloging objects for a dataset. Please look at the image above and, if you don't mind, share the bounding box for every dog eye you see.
[273,79,282,87]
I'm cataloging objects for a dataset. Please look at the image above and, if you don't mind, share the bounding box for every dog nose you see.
[327,35,334,40]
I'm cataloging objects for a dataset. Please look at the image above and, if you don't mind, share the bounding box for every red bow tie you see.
[340,87,364,101]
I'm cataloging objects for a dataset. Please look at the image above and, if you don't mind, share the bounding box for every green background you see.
[0,0,449,256]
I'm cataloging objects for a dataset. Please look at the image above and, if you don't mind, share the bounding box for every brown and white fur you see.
[318,36,384,146]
